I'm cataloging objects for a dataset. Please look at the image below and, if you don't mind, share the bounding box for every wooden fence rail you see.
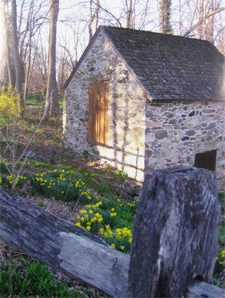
[0,167,225,297]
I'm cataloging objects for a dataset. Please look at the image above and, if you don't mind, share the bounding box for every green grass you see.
[26,93,63,108]
[1,95,225,290]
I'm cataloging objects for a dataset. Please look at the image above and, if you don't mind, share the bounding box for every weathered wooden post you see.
[127,166,221,297]
[0,166,224,297]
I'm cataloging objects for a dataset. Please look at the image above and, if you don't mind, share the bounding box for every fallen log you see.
[0,176,225,297]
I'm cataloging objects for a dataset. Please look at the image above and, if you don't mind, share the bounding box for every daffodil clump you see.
[216,250,225,265]
[214,250,225,276]
[75,203,104,234]
[101,226,132,254]
[30,170,97,204]
[0,174,27,189]
[75,197,138,254]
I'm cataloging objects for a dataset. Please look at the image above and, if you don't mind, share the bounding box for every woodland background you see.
[0,0,225,119]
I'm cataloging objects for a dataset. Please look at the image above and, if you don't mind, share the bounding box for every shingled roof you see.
[63,26,225,100]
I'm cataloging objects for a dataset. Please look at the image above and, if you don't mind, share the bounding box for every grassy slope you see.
[0,94,225,292]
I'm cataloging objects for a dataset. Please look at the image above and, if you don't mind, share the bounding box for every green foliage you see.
[78,167,116,197]
[0,257,83,297]
[0,86,23,118]
[75,197,138,253]
[0,161,9,174]
[219,192,225,202]
[30,169,98,204]
[26,93,44,106]
[83,150,89,159]
[164,0,173,34]
[214,250,225,285]
[114,169,127,183]
[0,174,27,189]
[38,200,46,208]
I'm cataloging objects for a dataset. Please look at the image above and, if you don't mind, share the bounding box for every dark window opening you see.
[194,149,217,171]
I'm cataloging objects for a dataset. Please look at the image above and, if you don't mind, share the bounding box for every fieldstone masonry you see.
[63,32,146,181]
[63,30,225,191]
[145,101,225,191]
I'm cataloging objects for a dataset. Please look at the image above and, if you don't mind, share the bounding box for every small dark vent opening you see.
[194,274,204,282]
[194,149,217,171]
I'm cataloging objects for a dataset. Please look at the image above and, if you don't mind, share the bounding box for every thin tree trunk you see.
[23,0,34,106]
[94,0,100,32]
[2,1,14,87]
[126,0,133,28]
[0,0,7,88]
[158,0,165,33]
[198,0,204,38]
[11,0,23,107]
[45,0,59,119]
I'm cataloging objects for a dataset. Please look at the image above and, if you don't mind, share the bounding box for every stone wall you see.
[145,101,225,191]
[63,30,225,191]
[63,31,146,181]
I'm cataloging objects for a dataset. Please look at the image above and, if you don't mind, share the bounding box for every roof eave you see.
[101,27,153,102]
[60,27,103,96]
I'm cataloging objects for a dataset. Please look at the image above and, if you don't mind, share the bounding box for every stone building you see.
[62,26,225,191]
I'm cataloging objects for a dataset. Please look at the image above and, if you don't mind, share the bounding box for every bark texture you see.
[0,178,223,298]
[0,0,7,87]
[127,166,221,298]
[0,187,128,297]
[11,0,23,100]
[45,0,59,118]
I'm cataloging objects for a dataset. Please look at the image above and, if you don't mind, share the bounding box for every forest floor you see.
[0,103,225,296]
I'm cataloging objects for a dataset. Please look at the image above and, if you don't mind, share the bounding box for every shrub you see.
[0,86,23,118]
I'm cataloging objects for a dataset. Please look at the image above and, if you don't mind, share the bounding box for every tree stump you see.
[127,166,221,298]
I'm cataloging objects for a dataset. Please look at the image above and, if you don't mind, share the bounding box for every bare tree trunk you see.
[23,0,34,106]
[198,0,205,38]
[45,0,59,119]
[94,0,100,32]
[158,0,165,33]
[2,1,14,87]
[88,0,93,41]
[178,0,182,35]
[88,0,100,42]
[11,0,23,107]
[0,0,7,88]
[126,0,133,28]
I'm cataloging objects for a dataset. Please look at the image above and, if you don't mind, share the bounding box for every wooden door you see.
[88,82,109,144]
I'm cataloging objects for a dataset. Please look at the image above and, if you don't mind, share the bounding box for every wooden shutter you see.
[194,150,217,171]
[88,82,109,144]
